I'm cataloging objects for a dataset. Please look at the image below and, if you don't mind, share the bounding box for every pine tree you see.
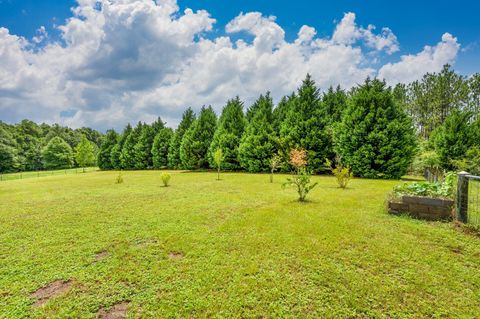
[75,135,96,172]
[121,122,143,169]
[152,127,173,169]
[432,110,475,170]
[97,129,118,170]
[238,93,277,172]
[207,97,246,170]
[272,93,294,134]
[133,124,156,169]
[335,78,417,179]
[111,124,132,169]
[42,136,73,170]
[322,85,347,125]
[280,74,331,171]
[180,106,217,169]
[168,108,195,169]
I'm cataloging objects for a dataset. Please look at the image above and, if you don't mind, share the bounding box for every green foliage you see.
[180,106,217,169]
[111,124,132,169]
[134,124,156,169]
[334,78,417,179]
[238,93,277,172]
[160,172,171,187]
[208,97,246,170]
[272,93,294,133]
[97,130,118,170]
[0,125,20,173]
[75,135,96,171]
[393,172,456,199]
[280,74,332,172]
[168,108,195,169]
[410,141,443,181]
[121,122,143,169]
[407,64,470,138]
[213,148,224,180]
[432,110,476,170]
[322,85,348,125]
[152,128,173,169]
[269,154,282,183]
[14,120,43,171]
[0,143,19,173]
[42,136,73,170]
[451,146,480,175]
[283,167,318,202]
[282,148,317,201]
[325,158,352,189]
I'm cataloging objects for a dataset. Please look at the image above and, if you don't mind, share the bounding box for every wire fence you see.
[0,167,98,182]
[467,176,480,225]
[456,172,480,226]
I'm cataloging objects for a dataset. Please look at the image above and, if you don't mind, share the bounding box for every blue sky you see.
[1,0,479,74]
[0,0,478,129]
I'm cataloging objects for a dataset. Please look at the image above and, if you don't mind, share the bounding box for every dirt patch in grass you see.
[31,280,72,307]
[133,237,159,246]
[97,301,129,319]
[168,251,184,259]
[449,245,464,254]
[95,250,109,261]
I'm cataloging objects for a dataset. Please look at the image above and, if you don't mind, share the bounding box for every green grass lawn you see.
[1,171,480,318]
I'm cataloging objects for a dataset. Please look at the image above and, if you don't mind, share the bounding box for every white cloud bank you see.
[0,0,460,130]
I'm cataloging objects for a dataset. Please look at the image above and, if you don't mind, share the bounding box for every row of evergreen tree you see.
[2,65,479,178]
[97,75,417,179]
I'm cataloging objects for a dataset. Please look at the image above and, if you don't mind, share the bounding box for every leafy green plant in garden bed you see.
[393,172,456,199]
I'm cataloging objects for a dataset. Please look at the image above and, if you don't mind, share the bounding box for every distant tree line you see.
[1,64,479,178]
[0,121,102,173]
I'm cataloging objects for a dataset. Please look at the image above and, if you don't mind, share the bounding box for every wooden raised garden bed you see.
[388,196,454,221]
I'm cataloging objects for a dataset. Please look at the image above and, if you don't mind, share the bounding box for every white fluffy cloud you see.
[378,33,460,84]
[332,12,399,54]
[0,0,461,130]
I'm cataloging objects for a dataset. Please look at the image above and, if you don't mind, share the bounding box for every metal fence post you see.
[456,171,470,223]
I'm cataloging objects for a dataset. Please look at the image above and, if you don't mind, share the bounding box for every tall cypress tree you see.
[273,93,294,134]
[152,127,173,169]
[121,122,143,169]
[432,110,475,170]
[134,124,157,169]
[335,78,417,179]
[207,97,246,170]
[168,108,195,169]
[238,93,277,172]
[111,124,132,169]
[98,129,118,170]
[280,74,331,171]
[322,85,347,125]
[180,106,217,169]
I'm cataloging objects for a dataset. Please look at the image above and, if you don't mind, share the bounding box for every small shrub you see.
[115,172,124,184]
[325,158,352,189]
[269,154,282,183]
[283,148,318,202]
[161,172,171,187]
[213,148,224,180]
